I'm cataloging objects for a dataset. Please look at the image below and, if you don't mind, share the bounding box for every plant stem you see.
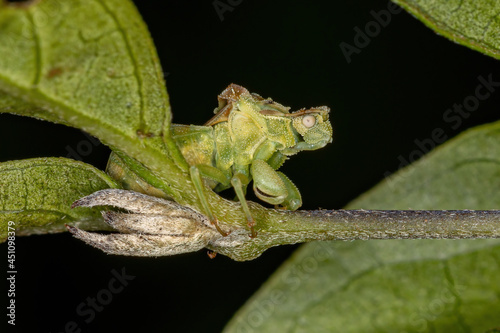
[65,190,500,261]
[210,209,500,261]
[288,209,500,239]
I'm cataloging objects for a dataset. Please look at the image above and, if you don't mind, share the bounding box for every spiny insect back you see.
[172,84,333,237]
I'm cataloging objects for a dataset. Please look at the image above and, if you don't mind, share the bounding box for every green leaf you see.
[0,0,247,232]
[0,0,171,137]
[393,0,500,59]
[0,157,119,241]
[224,122,500,332]
[0,90,56,122]
[0,0,189,201]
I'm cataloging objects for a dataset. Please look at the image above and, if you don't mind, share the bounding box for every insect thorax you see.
[171,114,297,175]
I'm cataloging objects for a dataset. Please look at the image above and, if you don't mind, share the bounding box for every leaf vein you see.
[26,10,41,86]
[95,0,145,132]
[443,262,471,333]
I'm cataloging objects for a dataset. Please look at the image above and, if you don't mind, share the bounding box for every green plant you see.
[1,0,499,331]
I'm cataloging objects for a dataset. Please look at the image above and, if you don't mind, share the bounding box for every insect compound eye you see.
[302,115,316,128]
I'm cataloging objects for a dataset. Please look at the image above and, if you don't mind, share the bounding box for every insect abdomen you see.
[171,124,216,167]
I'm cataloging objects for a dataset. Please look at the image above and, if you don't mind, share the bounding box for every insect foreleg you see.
[275,171,302,210]
[250,159,288,205]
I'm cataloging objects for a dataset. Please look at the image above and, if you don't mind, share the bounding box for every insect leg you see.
[231,173,257,238]
[275,171,302,211]
[189,165,229,236]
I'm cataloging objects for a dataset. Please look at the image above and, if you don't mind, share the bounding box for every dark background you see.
[2,0,500,332]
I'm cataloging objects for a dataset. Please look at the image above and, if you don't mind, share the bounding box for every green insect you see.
[170,84,333,237]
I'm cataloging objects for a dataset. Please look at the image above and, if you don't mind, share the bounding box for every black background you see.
[2,0,500,332]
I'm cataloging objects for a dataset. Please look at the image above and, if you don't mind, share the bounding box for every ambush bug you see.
[171,84,333,237]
